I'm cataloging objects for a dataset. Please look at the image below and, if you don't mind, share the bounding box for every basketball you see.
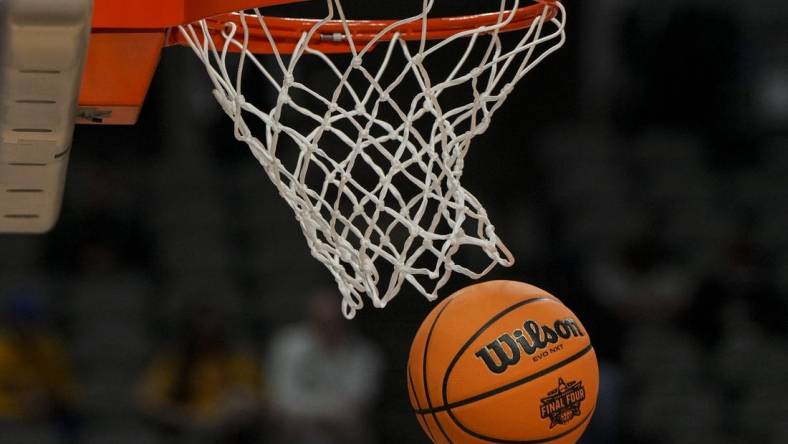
[407,280,598,443]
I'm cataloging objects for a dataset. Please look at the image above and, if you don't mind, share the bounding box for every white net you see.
[178,0,566,318]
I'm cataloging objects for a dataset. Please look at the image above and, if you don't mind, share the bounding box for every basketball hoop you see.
[170,2,562,54]
[86,0,566,317]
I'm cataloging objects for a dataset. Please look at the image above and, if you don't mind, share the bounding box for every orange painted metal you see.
[78,31,166,124]
[78,0,560,124]
[79,0,306,124]
[91,0,306,28]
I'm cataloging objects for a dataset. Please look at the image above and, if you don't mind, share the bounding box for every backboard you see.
[0,0,305,232]
[0,0,92,233]
[0,0,299,233]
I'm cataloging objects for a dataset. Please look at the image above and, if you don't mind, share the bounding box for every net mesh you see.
[178,0,566,318]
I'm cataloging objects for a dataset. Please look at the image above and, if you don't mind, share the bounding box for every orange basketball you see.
[407,280,599,443]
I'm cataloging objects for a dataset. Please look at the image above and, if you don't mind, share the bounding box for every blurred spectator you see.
[266,288,384,444]
[43,165,154,276]
[0,292,82,443]
[616,4,744,135]
[589,231,694,322]
[136,310,261,444]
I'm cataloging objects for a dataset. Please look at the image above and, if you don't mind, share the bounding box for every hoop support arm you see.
[91,0,306,29]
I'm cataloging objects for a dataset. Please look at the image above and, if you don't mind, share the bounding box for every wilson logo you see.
[474,318,584,374]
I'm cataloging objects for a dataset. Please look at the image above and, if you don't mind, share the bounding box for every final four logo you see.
[539,378,586,428]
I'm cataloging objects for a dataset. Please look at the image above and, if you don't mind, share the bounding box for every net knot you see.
[277,89,291,106]
[233,94,246,110]
[351,56,363,69]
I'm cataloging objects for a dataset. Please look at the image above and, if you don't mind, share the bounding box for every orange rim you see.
[172,1,560,54]
[81,0,561,124]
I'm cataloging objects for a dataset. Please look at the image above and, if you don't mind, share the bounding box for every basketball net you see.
[178,1,566,318]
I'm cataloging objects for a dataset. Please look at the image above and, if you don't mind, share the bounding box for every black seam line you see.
[407,367,419,410]
[6,189,44,193]
[408,369,437,444]
[416,344,594,415]
[441,297,556,411]
[4,215,40,219]
[422,299,455,444]
[532,406,596,444]
[456,405,596,444]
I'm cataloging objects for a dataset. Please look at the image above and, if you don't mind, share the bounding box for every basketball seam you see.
[422,299,455,444]
[435,295,594,443]
[408,368,437,444]
[417,344,594,415]
[449,406,596,444]
[443,350,596,443]
[440,296,554,410]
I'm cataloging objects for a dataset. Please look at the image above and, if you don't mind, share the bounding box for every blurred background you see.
[1,0,787,443]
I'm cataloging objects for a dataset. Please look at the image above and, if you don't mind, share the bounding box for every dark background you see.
[1,0,787,443]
